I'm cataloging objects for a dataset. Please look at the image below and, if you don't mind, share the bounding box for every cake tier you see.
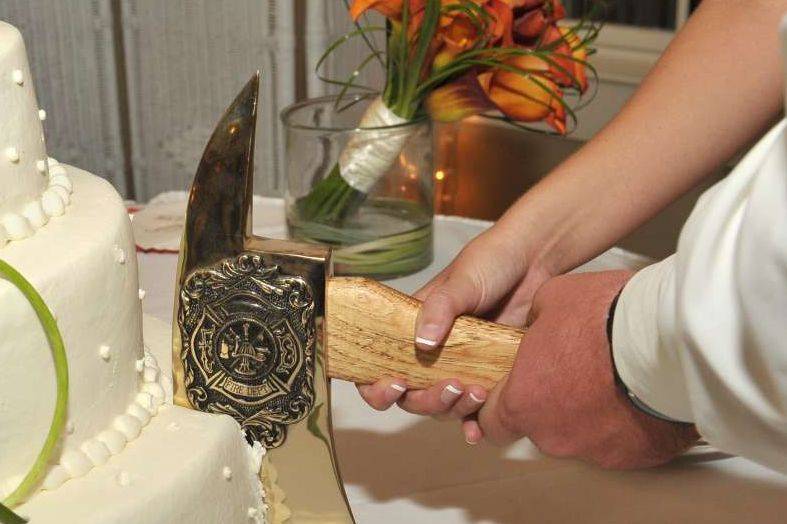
[0,21,54,239]
[0,167,145,496]
[17,403,265,523]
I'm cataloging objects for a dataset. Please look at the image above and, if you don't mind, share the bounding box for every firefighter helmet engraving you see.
[178,254,316,447]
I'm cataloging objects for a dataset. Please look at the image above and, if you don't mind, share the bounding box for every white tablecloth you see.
[136,200,787,524]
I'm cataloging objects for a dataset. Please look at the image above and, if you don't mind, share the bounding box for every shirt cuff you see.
[611,256,694,422]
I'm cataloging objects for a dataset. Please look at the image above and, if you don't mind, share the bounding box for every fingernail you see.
[415,323,441,348]
[440,384,463,405]
[469,392,485,404]
[384,383,406,403]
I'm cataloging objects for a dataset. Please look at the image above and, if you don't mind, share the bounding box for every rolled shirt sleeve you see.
[612,119,787,473]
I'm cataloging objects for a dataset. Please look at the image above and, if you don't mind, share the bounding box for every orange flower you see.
[432,0,514,69]
[512,0,566,44]
[540,25,588,92]
[485,54,566,133]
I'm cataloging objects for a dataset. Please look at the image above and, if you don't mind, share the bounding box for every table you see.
[136,199,787,524]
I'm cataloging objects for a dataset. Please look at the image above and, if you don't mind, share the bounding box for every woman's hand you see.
[356,222,554,443]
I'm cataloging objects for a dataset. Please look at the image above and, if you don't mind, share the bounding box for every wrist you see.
[606,286,689,424]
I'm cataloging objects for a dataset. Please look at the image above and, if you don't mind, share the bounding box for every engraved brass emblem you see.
[178,253,316,447]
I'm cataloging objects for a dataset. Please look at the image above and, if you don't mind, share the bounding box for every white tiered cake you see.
[0,21,267,523]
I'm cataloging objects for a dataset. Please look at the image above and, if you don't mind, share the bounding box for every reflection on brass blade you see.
[179,72,259,281]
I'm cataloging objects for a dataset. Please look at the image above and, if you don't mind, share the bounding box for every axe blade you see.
[173,73,353,523]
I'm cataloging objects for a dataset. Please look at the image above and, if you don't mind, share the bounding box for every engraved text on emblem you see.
[178,253,316,447]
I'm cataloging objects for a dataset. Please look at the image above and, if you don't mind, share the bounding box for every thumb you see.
[414,274,480,350]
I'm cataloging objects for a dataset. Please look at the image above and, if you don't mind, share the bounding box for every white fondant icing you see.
[41,467,69,491]
[0,24,50,225]
[96,430,126,455]
[2,213,33,240]
[166,421,180,432]
[127,402,152,426]
[51,171,72,191]
[142,366,158,383]
[60,449,92,479]
[0,157,72,246]
[142,382,165,403]
[80,440,111,467]
[114,245,126,264]
[5,146,19,162]
[116,471,131,487]
[50,183,71,205]
[41,187,66,217]
[114,414,142,442]
[22,200,47,228]
[20,406,267,523]
[0,170,144,497]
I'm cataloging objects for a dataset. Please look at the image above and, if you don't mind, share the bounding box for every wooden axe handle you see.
[325,277,523,390]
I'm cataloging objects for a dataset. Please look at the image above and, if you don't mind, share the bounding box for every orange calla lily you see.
[541,25,588,92]
[486,54,567,133]
[426,72,497,121]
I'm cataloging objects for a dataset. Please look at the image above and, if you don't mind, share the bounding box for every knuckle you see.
[497,392,527,437]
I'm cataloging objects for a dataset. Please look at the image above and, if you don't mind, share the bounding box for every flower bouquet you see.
[298,0,600,220]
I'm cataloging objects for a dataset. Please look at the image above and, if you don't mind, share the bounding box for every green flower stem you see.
[0,259,69,509]
[0,503,27,524]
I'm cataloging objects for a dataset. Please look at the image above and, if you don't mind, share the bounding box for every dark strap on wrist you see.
[606,285,687,424]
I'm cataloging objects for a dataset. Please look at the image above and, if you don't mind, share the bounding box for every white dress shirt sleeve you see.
[611,115,787,474]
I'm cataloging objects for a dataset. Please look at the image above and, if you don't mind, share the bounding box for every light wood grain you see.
[325,277,523,390]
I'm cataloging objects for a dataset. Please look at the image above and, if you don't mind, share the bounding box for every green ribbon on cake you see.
[0,259,69,521]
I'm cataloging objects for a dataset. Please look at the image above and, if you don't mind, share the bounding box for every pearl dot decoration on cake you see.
[38,108,46,121]
[0,158,72,247]
[5,146,19,163]
[39,351,165,494]
[138,288,146,300]
[116,470,131,487]
[247,507,259,519]
[99,344,111,361]
[11,68,23,85]
[66,421,75,434]
[135,358,145,372]
[222,466,233,480]
[113,245,126,264]
[36,158,48,174]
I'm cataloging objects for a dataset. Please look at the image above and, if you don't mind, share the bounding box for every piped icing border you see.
[39,350,165,492]
[0,158,72,247]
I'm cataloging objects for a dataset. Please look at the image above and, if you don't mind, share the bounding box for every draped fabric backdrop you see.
[1,1,686,201]
[0,0,381,200]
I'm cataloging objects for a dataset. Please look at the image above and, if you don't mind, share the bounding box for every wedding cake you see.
[0,21,267,523]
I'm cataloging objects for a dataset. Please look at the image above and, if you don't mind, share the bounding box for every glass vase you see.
[281,94,434,278]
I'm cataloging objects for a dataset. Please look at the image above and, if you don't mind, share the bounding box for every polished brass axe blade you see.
[173,73,353,523]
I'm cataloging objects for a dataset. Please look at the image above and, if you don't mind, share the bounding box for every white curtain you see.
[1,1,381,201]
[0,0,128,194]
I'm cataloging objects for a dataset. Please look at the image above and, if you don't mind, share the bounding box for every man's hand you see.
[478,270,700,469]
